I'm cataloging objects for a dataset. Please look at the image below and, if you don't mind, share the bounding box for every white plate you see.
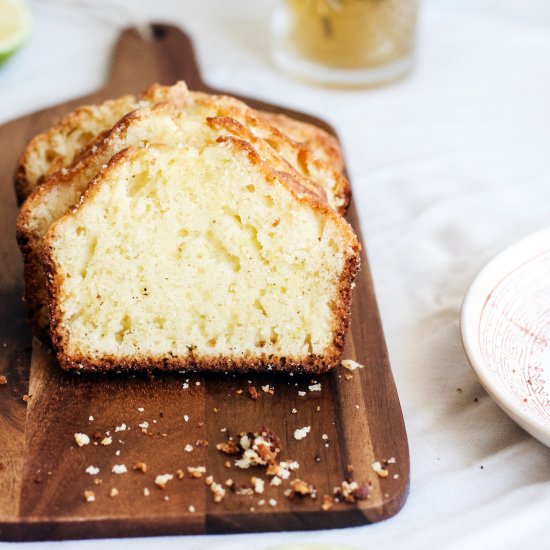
[461,228,550,447]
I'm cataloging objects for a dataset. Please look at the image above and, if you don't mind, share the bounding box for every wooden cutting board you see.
[0,25,409,541]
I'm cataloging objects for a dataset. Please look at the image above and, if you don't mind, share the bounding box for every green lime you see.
[0,0,31,65]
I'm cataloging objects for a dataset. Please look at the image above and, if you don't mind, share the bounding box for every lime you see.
[0,0,31,65]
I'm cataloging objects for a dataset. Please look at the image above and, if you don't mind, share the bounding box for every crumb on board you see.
[0,375,7,385]
[23,394,32,402]
[288,479,317,499]
[308,383,321,392]
[298,391,306,397]
[322,494,334,511]
[341,359,365,371]
[176,469,185,479]
[184,444,194,453]
[210,481,226,503]
[143,488,150,496]
[187,466,206,478]
[372,461,389,478]
[251,476,265,494]
[188,505,196,513]
[93,478,103,486]
[110,488,119,498]
[74,433,90,447]
[294,426,311,441]
[112,464,128,475]
[101,436,112,446]
[85,466,99,475]
[155,473,174,489]
[133,461,148,473]
[248,385,259,400]
[84,490,95,503]
[115,423,126,432]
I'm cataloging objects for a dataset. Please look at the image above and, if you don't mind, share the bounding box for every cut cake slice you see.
[17,105,346,339]
[42,140,360,373]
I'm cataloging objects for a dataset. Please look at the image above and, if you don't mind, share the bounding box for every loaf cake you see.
[15,81,344,203]
[17,103,349,339]
[42,141,360,373]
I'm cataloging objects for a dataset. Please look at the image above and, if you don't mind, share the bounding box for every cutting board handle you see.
[102,23,206,97]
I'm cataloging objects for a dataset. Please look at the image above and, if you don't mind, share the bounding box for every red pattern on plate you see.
[478,251,550,422]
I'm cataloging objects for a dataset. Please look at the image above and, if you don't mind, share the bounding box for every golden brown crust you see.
[13,95,138,203]
[258,111,345,173]
[41,142,360,374]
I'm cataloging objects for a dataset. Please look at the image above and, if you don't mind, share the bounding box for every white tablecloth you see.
[2,1,550,548]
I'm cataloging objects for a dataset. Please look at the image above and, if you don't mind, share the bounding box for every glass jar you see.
[271,0,420,87]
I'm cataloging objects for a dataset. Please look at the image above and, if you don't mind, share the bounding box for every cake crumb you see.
[115,423,126,432]
[211,481,226,503]
[112,464,128,475]
[101,436,112,446]
[23,394,32,402]
[251,476,265,494]
[84,490,95,503]
[372,461,389,478]
[289,479,316,498]
[291,408,297,414]
[187,466,206,478]
[0,376,7,385]
[298,391,306,397]
[216,440,239,455]
[269,498,278,507]
[341,359,365,371]
[155,474,174,489]
[184,444,194,453]
[235,389,243,395]
[248,385,259,400]
[137,407,144,412]
[188,505,196,513]
[176,469,185,479]
[133,461,148,473]
[143,488,150,496]
[322,494,334,510]
[261,385,274,395]
[74,433,90,447]
[85,466,100,476]
[183,415,189,422]
[109,488,119,498]
[309,383,321,392]
[93,478,102,486]
[294,426,311,440]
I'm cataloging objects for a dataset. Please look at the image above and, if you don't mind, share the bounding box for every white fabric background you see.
[1,1,550,548]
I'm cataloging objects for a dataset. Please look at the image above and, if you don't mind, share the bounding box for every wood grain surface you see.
[0,24,409,541]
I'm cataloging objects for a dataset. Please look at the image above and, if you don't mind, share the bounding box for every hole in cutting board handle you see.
[151,25,168,40]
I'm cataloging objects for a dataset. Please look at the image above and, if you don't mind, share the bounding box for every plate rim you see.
[460,227,550,446]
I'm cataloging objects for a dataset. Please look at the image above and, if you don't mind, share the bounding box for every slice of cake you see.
[42,140,360,373]
[17,104,349,339]
[14,81,191,203]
